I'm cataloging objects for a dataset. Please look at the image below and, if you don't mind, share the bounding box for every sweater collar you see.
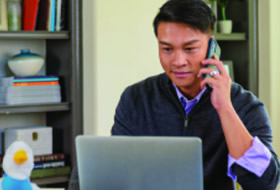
[172,83,207,114]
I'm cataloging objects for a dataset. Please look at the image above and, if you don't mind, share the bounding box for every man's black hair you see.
[153,0,216,36]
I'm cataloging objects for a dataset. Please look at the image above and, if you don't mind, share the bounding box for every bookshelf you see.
[0,0,83,188]
[215,0,258,95]
[0,103,70,114]
[215,33,246,41]
[32,176,69,186]
[0,31,69,39]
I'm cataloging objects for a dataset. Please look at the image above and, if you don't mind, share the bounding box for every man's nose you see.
[172,51,187,67]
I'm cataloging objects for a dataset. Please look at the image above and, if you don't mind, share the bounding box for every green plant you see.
[210,0,230,20]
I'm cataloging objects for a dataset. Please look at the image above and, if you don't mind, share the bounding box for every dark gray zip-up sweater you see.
[112,73,280,190]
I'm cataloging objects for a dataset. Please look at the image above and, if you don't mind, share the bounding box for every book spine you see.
[0,0,8,31]
[34,153,65,162]
[50,0,56,31]
[48,0,56,31]
[36,0,50,30]
[33,160,65,170]
[59,0,66,30]
[31,166,71,179]
[23,0,40,30]
[13,81,59,86]
[14,75,58,79]
[55,0,62,31]
[14,77,59,82]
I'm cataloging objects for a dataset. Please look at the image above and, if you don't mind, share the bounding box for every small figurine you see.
[0,141,40,190]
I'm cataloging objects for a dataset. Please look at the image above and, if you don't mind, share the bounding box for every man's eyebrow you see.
[159,39,200,46]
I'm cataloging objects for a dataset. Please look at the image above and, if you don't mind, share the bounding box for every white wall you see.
[259,0,280,163]
[83,0,166,136]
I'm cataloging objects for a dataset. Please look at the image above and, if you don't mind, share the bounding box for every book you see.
[34,153,65,162]
[0,85,62,105]
[31,166,71,179]
[14,81,59,86]
[23,0,40,30]
[0,76,59,87]
[48,0,56,31]
[0,0,8,31]
[0,152,65,164]
[34,160,65,170]
[55,0,62,31]
[14,76,59,82]
[3,95,61,105]
[36,0,51,30]
[59,0,66,30]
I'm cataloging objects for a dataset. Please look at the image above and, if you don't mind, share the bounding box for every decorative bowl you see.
[8,49,44,76]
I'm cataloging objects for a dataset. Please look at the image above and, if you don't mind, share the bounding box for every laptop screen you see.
[76,136,203,190]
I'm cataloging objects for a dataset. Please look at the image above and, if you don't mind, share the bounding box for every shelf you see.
[0,31,70,39]
[0,102,70,114]
[32,176,69,186]
[215,33,246,41]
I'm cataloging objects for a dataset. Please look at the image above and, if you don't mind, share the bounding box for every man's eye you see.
[163,48,172,52]
[185,48,194,51]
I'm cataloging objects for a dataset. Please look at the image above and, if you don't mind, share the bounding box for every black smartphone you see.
[203,38,221,80]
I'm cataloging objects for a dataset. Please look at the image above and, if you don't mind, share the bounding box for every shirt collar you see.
[172,83,206,103]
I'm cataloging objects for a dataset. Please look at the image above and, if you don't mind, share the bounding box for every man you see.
[111,0,280,189]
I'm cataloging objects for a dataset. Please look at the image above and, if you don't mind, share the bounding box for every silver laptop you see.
[76,136,203,190]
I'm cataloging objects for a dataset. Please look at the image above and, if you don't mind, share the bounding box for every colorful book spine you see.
[0,0,8,31]
[23,0,40,30]
[14,76,59,82]
[51,0,56,31]
[34,153,65,162]
[33,160,65,170]
[31,166,71,179]
[13,81,59,86]
[48,0,56,31]
[59,0,66,30]
[55,0,62,31]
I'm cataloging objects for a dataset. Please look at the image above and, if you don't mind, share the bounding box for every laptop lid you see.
[76,136,203,190]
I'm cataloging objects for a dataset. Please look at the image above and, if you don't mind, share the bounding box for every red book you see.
[23,0,40,30]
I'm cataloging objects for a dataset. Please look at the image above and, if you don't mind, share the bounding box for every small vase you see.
[218,20,233,34]
[8,49,44,76]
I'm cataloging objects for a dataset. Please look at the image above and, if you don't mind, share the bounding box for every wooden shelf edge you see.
[0,102,70,114]
[32,176,69,186]
[214,32,246,41]
[0,31,69,39]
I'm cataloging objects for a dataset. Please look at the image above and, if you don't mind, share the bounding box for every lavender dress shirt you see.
[173,84,271,180]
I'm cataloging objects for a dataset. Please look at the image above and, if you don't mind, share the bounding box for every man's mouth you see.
[173,72,191,78]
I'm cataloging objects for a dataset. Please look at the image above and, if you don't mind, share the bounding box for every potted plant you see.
[211,0,232,34]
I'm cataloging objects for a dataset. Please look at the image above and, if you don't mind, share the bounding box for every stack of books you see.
[0,76,61,105]
[31,153,71,179]
[0,153,71,179]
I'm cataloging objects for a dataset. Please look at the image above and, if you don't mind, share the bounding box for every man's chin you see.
[171,79,202,90]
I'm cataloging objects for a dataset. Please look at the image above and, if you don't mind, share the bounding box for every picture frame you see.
[203,0,218,33]
[0,0,8,31]
[223,60,234,81]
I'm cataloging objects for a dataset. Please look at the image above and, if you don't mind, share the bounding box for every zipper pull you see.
[184,115,189,128]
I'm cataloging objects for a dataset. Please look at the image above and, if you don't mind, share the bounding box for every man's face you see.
[157,22,209,96]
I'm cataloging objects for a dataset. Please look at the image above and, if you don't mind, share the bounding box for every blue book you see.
[14,76,59,82]
[50,0,56,31]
